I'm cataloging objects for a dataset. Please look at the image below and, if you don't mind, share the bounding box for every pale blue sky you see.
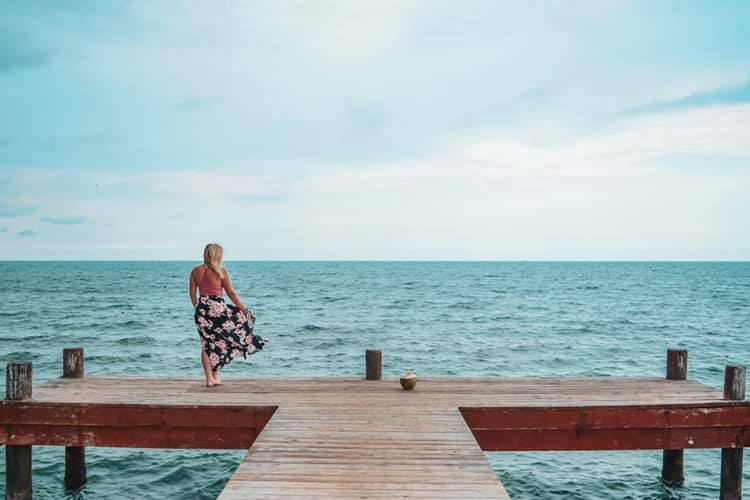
[1,1,749,259]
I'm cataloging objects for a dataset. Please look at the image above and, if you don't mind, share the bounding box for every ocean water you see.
[0,261,748,499]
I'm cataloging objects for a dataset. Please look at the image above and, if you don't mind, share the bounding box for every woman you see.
[190,243,266,387]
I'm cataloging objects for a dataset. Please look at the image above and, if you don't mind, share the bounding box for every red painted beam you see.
[460,404,750,451]
[0,402,276,449]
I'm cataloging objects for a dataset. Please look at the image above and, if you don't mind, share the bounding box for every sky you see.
[1,1,749,260]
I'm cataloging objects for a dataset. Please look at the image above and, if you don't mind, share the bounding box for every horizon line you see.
[1,259,749,263]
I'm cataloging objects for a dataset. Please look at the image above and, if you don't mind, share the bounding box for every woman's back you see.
[197,265,223,296]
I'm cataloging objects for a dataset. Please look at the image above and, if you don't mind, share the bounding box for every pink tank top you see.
[199,265,224,296]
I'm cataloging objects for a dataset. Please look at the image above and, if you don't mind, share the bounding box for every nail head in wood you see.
[63,348,85,379]
[366,349,382,380]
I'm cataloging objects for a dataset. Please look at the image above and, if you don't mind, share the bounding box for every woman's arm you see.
[189,267,199,308]
[222,269,247,313]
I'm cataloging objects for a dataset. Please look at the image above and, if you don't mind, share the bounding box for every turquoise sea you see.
[1,261,748,499]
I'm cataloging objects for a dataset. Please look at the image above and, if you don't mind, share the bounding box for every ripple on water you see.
[115,335,156,345]
[301,324,324,331]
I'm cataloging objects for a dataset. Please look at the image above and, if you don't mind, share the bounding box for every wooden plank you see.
[460,404,750,430]
[471,427,750,451]
[2,424,257,449]
[220,406,509,499]
[0,403,275,449]
[461,404,750,450]
[0,402,275,428]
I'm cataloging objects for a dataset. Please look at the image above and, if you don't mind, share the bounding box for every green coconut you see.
[400,372,418,391]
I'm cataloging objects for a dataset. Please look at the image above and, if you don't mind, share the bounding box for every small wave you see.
[0,311,25,318]
[314,338,347,349]
[451,301,476,309]
[115,335,155,345]
[116,319,149,328]
[301,324,324,331]
[105,303,137,310]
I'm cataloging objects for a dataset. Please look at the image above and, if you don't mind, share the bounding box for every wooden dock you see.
[2,349,748,499]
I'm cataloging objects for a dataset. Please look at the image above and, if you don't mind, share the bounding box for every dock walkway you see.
[6,375,746,498]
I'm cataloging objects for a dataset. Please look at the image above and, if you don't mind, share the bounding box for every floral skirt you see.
[194,295,267,371]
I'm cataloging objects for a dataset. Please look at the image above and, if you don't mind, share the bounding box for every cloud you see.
[302,103,750,192]
[141,169,287,196]
[173,97,213,111]
[118,102,750,201]
[0,226,8,233]
[235,194,284,203]
[0,202,35,218]
[0,177,13,195]
[0,30,53,75]
[619,80,750,117]
[16,229,35,237]
[42,133,127,151]
[518,83,559,103]
[40,216,88,225]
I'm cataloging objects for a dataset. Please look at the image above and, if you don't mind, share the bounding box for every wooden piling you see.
[5,362,33,500]
[63,348,86,490]
[666,348,687,381]
[62,348,84,379]
[720,365,746,500]
[662,348,687,486]
[365,349,382,380]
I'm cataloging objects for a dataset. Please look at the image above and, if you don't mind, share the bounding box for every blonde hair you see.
[203,243,224,280]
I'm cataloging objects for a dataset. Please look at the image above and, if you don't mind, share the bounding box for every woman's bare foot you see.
[213,369,223,385]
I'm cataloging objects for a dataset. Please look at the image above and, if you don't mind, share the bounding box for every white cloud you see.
[44,102,738,259]
[296,103,750,192]
[100,102,750,203]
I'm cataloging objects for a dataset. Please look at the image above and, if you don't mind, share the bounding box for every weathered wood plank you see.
[460,404,750,430]
[220,406,509,499]
[0,403,275,449]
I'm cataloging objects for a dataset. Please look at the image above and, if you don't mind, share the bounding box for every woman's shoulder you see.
[191,264,206,275]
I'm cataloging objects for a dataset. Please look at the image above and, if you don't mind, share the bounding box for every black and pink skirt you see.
[194,295,267,371]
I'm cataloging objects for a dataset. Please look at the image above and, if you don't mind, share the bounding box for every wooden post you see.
[63,348,86,490]
[5,362,32,500]
[662,348,687,486]
[720,365,746,500]
[366,349,382,380]
[62,348,84,379]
